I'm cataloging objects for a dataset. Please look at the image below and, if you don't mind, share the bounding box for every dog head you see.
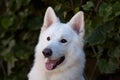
[35,7,85,71]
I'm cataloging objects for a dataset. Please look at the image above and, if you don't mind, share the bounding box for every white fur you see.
[28,7,85,80]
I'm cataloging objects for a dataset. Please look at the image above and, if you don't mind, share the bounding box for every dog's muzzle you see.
[45,56,65,70]
[42,48,65,70]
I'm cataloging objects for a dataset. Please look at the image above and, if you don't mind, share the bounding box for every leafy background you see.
[0,0,120,80]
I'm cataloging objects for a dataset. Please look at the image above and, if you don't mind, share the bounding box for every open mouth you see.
[45,56,65,70]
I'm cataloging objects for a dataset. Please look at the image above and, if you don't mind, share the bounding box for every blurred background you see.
[0,0,120,80]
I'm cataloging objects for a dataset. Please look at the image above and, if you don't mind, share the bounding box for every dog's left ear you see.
[68,11,84,35]
[42,7,59,31]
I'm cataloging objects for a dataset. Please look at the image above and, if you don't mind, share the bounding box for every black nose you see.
[42,48,52,57]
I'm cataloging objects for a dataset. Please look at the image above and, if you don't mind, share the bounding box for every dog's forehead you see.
[46,23,74,37]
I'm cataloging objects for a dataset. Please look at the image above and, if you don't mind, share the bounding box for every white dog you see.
[28,7,85,80]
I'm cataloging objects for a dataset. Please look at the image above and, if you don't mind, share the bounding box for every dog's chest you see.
[47,72,84,80]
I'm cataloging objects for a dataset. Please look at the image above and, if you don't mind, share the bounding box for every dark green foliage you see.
[0,0,120,80]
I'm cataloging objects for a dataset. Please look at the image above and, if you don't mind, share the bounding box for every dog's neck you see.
[45,65,84,80]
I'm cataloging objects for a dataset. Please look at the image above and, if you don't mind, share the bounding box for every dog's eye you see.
[47,37,50,41]
[60,39,67,43]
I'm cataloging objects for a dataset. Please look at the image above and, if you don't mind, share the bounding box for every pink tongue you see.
[45,60,58,70]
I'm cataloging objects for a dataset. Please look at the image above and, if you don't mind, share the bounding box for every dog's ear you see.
[42,7,59,31]
[68,11,84,35]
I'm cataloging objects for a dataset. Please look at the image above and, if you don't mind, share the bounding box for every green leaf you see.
[87,21,114,45]
[55,4,62,11]
[107,58,119,73]
[5,52,17,75]
[63,11,67,19]
[108,46,120,58]
[1,16,14,29]
[27,17,42,30]
[113,1,120,16]
[1,39,15,57]
[22,0,30,6]
[98,59,108,73]
[99,3,112,18]
[74,7,79,13]
[98,58,119,73]
[14,43,33,60]
[102,22,114,33]
[87,26,106,45]
[82,1,94,11]
[115,11,120,16]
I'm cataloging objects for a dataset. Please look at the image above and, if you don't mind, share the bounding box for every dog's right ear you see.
[67,11,84,37]
[41,7,59,31]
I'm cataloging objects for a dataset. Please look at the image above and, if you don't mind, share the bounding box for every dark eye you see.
[60,39,67,43]
[47,37,50,41]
